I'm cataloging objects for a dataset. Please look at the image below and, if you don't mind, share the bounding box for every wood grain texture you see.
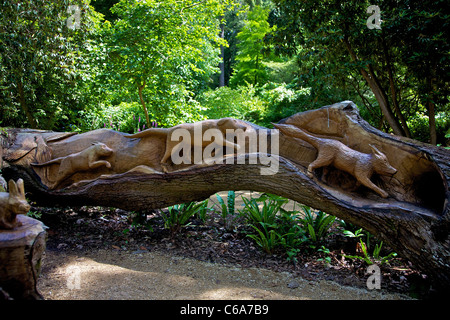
[1,101,449,289]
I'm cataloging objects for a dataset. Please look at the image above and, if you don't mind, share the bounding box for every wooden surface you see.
[0,214,47,299]
[1,100,449,289]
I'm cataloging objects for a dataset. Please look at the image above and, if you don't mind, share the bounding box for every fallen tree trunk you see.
[1,101,449,290]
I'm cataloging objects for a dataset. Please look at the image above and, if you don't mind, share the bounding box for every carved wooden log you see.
[0,215,47,299]
[1,101,449,290]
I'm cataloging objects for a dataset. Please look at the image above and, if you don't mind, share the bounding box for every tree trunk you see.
[343,37,405,136]
[17,80,37,129]
[428,99,437,145]
[138,81,150,127]
[381,37,411,138]
[1,101,449,290]
[219,22,225,87]
[0,215,47,300]
[427,76,437,145]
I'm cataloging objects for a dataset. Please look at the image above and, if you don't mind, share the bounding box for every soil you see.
[35,191,433,300]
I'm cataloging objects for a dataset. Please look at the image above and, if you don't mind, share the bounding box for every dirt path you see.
[38,248,411,300]
[34,191,418,300]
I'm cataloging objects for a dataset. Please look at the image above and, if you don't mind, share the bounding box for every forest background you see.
[1,0,449,146]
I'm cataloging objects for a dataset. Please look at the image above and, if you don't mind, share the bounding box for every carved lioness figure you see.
[274,123,397,198]
[32,142,113,189]
[127,118,252,172]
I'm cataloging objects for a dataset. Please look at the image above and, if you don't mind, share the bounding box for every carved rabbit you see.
[0,179,31,229]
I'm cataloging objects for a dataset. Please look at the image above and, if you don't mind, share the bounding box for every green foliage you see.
[277,208,308,263]
[200,81,336,128]
[125,210,154,233]
[345,239,397,266]
[341,221,397,265]
[199,85,267,125]
[2,0,448,147]
[230,5,275,87]
[300,206,336,244]
[240,193,308,257]
[408,111,450,145]
[240,193,286,254]
[215,191,238,230]
[27,210,42,220]
[90,0,120,22]
[0,0,104,130]
[75,101,159,133]
[247,223,281,254]
[259,84,313,125]
[194,201,210,224]
[161,200,209,238]
[240,193,284,227]
[339,220,375,251]
[317,246,332,266]
[103,0,225,127]
[268,0,450,143]
[240,193,337,258]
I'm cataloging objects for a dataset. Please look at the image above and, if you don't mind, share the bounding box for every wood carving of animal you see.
[31,142,113,189]
[127,118,251,172]
[274,123,397,198]
[0,179,30,229]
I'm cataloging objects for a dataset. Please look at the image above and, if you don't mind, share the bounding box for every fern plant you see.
[345,239,397,265]
[247,222,281,254]
[300,206,336,243]
[162,200,208,237]
[240,193,285,226]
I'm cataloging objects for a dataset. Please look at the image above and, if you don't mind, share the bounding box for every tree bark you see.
[381,37,411,138]
[343,37,405,136]
[219,21,225,87]
[1,101,449,290]
[427,76,437,145]
[138,81,150,127]
[17,80,37,129]
[0,215,47,300]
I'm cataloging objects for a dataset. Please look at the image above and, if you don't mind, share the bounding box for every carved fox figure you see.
[0,179,30,229]
[273,123,397,198]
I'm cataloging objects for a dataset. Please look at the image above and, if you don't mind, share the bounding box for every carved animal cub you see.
[274,123,397,198]
[0,179,30,229]
[32,142,113,189]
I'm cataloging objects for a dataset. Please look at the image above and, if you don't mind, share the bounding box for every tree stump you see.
[0,214,47,300]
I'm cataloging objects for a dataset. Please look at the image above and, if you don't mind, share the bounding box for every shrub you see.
[240,193,307,257]
[199,86,267,125]
[299,205,336,244]
[240,193,285,227]
[161,200,209,238]
[407,111,450,144]
[76,101,149,133]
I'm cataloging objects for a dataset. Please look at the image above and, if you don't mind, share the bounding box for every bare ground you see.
[38,248,410,300]
[34,192,431,300]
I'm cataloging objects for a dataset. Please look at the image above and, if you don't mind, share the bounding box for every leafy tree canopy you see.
[103,0,228,127]
[0,0,103,130]
[268,0,450,143]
